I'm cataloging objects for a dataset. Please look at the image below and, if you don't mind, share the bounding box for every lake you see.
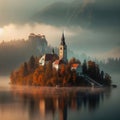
[0,74,120,120]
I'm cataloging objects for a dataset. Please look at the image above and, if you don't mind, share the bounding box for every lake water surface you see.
[0,74,120,120]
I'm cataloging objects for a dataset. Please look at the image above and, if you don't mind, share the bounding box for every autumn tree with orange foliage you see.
[10,56,112,87]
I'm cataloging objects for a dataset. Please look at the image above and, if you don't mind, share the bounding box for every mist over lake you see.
[0,73,120,120]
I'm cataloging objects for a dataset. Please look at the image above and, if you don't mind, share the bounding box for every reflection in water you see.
[0,87,111,120]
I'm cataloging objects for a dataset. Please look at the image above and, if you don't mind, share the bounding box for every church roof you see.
[71,63,80,69]
[44,54,59,61]
[60,33,66,45]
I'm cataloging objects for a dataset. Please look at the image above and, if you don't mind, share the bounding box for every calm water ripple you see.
[0,74,120,120]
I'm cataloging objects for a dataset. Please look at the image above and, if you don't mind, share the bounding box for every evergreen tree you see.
[100,71,104,81]
[23,62,28,76]
[104,73,111,86]
[82,60,87,74]
[28,56,35,72]
[95,64,100,82]
[44,61,53,84]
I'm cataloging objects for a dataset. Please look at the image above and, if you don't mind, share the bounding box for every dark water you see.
[0,74,120,120]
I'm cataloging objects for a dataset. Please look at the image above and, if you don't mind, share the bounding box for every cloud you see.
[33,0,120,32]
[0,0,55,27]
[33,1,93,27]
[63,26,120,58]
[0,23,75,46]
[0,0,120,33]
[0,23,120,59]
[92,46,120,59]
[0,0,120,59]
[104,47,120,58]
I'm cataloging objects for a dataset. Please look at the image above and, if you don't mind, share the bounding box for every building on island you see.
[39,53,59,66]
[52,32,68,70]
[29,33,48,53]
[39,32,68,67]
[71,63,82,76]
[29,33,47,47]
[52,59,65,70]
[59,33,68,63]
[39,32,83,74]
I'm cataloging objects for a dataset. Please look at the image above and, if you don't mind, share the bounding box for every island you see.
[10,33,111,87]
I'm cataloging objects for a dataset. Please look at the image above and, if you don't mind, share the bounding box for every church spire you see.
[61,32,66,45]
[59,32,67,63]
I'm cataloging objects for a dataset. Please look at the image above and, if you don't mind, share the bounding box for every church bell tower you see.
[59,33,67,63]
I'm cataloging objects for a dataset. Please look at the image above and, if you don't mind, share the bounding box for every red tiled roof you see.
[71,64,80,68]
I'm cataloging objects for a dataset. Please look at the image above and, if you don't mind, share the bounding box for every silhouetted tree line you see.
[10,57,111,86]
[82,60,111,86]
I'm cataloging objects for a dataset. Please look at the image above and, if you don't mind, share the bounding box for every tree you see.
[82,60,87,74]
[71,70,77,85]
[33,66,45,86]
[10,55,112,87]
[34,56,39,68]
[28,56,35,72]
[69,57,81,65]
[95,64,100,82]
[44,61,53,84]
[104,73,111,86]
[100,71,104,81]
[23,62,28,76]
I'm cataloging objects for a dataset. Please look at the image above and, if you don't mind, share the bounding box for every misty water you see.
[0,74,120,120]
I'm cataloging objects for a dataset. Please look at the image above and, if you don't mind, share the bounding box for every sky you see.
[0,0,120,59]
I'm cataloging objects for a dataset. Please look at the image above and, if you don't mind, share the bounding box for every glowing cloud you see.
[0,23,76,46]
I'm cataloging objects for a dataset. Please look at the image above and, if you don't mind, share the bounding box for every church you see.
[39,32,68,69]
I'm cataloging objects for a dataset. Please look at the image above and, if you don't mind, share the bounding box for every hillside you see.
[0,33,49,75]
